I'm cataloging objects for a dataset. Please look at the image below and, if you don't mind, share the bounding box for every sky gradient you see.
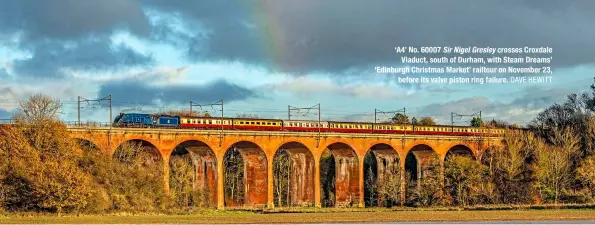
[1,0,594,126]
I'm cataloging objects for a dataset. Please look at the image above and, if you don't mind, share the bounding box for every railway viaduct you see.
[68,126,503,209]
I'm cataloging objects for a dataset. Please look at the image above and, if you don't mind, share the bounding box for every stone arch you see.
[363,143,400,207]
[73,138,100,152]
[404,144,440,204]
[445,144,476,161]
[113,139,162,161]
[112,139,165,184]
[273,139,318,156]
[169,140,218,207]
[479,146,499,167]
[272,141,315,207]
[223,141,268,208]
[363,142,401,158]
[112,137,161,157]
[320,142,360,207]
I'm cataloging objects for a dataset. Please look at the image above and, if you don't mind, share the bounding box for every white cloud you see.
[70,66,191,84]
[264,75,416,100]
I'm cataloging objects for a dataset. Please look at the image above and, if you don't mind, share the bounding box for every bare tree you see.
[18,94,62,123]
[273,149,291,207]
[444,155,485,206]
[480,130,535,204]
[577,155,595,202]
[236,113,261,119]
[418,117,436,126]
[386,113,409,124]
[224,148,244,206]
[534,145,575,204]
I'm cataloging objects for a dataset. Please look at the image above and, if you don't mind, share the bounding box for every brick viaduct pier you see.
[68,127,503,209]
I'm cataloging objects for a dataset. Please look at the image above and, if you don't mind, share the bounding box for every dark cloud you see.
[415,85,571,125]
[143,0,595,74]
[98,79,257,106]
[13,38,154,78]
[1,0,153,79]
[0,68,9,79]
[0,0,149,42]
[4,0,592,80]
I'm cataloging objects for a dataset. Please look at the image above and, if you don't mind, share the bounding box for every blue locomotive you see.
[113,113,179,127]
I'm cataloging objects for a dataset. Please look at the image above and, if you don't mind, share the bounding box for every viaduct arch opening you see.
[363,144,400,208]
[445,145,475,161]
[223,141,268,208]
[320,142,359,208]
[272,142,315,207]
[169,140,217,208]
[404,144,440,206]
[113,139,163,170]
[74,138,100,152]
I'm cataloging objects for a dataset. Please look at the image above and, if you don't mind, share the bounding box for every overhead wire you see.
[0,98,498,123]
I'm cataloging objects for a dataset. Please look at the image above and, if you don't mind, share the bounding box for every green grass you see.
[2,209,595,224]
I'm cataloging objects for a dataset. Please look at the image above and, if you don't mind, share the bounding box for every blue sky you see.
[1,0,594,126]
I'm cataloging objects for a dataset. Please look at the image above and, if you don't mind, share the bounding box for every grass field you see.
[2,209,595,224]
